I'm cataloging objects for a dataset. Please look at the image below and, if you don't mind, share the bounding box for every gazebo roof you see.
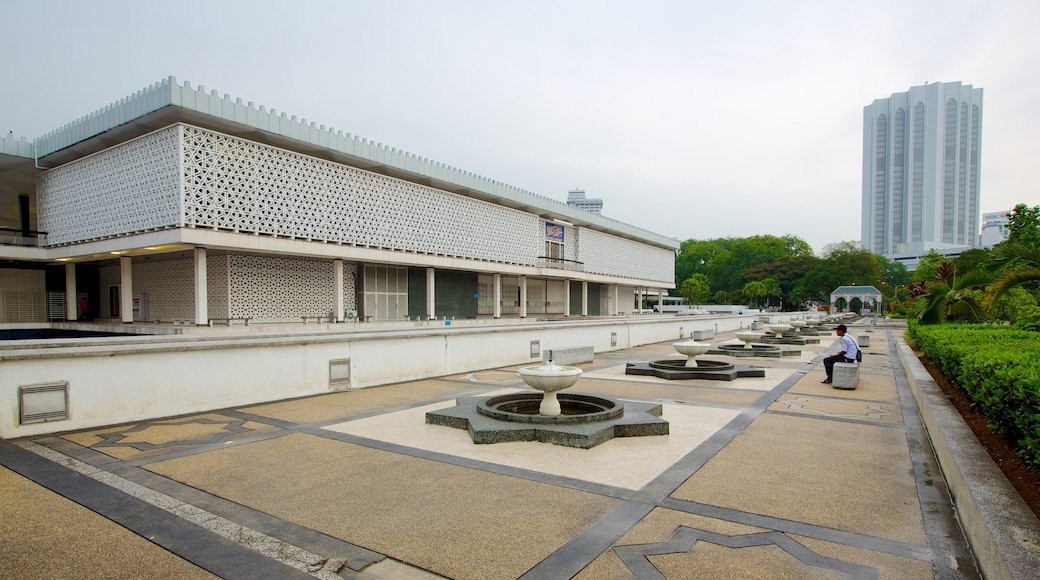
[831,285,881,295]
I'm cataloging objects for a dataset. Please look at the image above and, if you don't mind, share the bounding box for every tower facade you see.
[566,189,603,214]
[862,82,983,257]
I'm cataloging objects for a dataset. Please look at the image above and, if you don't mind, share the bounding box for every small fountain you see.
[626,340,765,381]
[759,321,819,346]
[516,360,583,415]
[426,359,669,448]
[790,320,806,333]
[708,330,800,358]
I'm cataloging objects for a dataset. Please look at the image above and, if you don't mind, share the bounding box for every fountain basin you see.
[625,359,765,381]
[426,393,668,448]
[478,393,622,424]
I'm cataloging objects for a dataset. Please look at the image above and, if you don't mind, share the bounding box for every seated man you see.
[822,324,859,384]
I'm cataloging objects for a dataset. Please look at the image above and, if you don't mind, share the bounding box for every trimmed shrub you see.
[906,322,1040,471]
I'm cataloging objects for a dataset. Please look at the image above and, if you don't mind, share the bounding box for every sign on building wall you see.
[545,221,565,244]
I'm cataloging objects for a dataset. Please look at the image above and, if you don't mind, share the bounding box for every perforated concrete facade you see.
[10,77,678,324]
[100,254,358,322]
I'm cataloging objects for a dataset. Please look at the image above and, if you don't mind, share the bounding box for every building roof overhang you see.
[30,77,678,251]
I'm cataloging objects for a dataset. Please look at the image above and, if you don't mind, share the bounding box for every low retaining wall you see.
[0,314,763,439]
[897,341,1040,580]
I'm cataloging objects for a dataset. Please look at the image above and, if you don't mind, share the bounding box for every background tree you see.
[801,241,883,302]
[743,254,819,310]
[878,255,911,287]
[913,249,947,282]
[1005,203,1040,247]
[678,273,712,305]
[674,235,812,306]
[762,277,782,309]
[742,280,767,309]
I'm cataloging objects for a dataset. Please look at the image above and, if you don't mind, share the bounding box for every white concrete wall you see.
[0,313,766,439]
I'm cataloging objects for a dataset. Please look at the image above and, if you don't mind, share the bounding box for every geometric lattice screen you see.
[182,125,544,266]
[38,122,674,286]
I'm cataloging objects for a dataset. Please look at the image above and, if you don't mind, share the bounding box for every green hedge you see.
[905,322,1040,472]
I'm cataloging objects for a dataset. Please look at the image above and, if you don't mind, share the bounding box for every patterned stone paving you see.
[2,327,983,579]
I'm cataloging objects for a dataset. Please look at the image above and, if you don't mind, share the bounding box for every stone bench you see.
[858,334,870,347]
[208,317,252,326]
[692,329,714,340]
[543,346,594,365]
[832,362,859,390]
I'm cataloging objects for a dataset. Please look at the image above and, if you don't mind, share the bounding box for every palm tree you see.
[986,242,1040,305]
[914,262,994,324]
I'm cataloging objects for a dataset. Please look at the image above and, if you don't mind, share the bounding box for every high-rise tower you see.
[862,82,983,258]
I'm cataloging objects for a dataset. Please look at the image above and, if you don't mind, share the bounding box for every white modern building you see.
[862,81,984,266]
[565,189,603,215]
[0,77,677,326]
[979,210,1010,247]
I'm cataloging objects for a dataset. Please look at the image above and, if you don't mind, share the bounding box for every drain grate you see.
[19,381,69,424]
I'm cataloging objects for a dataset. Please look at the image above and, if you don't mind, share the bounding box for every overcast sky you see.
[4,0,1039,253]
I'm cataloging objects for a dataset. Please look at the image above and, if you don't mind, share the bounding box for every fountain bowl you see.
[517,360,583,416]
[768,323,792,338]
[673,340,711,367]
[735,331,762,349]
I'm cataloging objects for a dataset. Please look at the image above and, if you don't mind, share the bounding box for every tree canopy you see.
[674,235,882,310]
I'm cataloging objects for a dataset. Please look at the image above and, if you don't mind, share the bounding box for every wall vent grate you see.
[19,382,69,424]
[329,358,351,389]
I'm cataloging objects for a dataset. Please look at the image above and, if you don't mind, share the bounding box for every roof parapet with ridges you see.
[1,133,34,158]
[32,76,678,249]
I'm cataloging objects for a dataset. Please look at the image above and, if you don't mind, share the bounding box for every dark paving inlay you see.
[613,527,879,580]
[0,440,313,580]
[34,436,385,573]
[92,417,253,450]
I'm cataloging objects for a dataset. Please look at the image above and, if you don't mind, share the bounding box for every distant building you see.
[862,81,984,263]
[979,210,1010,247]
[566,189,603,215]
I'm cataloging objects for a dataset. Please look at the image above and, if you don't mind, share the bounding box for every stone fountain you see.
[767,322,792,339]
[426,359,669,448]
[706,330,801,358]
[735,330,762,349]
[625,340,765,381]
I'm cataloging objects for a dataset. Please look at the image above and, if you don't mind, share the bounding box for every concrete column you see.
[426,267,436,320]
[612,284,619,315]
[563,279,570,317]
[581,281,588,316]
[658,289,664,312]
[65,263,77,321]
[637,288,644,311]
[493,273,502,318]
[120,257,133,324]
[194,248,208,325]
[334,259,344,322]
[519,276,527,318]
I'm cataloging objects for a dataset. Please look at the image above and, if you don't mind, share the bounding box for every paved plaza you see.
[1,326,985,579]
